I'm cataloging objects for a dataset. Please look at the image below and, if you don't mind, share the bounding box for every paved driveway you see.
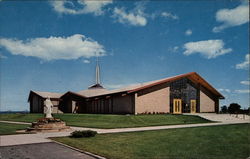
[0,142,96,159]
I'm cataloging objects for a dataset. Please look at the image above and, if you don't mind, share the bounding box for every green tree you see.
[221,105,228,113]
[228,103,241,114]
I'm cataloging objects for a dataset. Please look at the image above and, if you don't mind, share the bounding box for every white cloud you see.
[0,34,106,61]
[236,54,249,70]
[50,0,112,16]
[213,4,249,32]
[112,5,147,26]
[173,46,179,51]
[185,29,192,36]
[234,89,250,94]
[83,59,90,63]
[168,46,179,53]
[161,12,179,20]
[183,39,232,59]
[218,88,231,93]
[240,80,250,85]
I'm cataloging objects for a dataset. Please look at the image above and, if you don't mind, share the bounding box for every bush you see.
[71,130,97,138]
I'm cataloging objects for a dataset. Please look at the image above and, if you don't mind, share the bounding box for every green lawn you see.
[0,114,43,123]
[0,113,211,128]
[53,124,250,159]
[0,122,29,135]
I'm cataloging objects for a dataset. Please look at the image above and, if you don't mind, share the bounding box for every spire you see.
[96,57,100,84]
[88,56,104,89]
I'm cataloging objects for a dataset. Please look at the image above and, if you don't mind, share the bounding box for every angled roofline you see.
[28,90,44,102]
[28,90,63,102]
[127,72,195,93]
[32,72,224,101]
[191,72,224,99]
[60,91,87,99]
[127,72,224,99]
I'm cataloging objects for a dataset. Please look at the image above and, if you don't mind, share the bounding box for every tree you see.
[228,103,241,114]
[221,105,228,113]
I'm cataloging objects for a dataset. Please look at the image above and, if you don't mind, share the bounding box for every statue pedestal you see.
[27,118,70,133]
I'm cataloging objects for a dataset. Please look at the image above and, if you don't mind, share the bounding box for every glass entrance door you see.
[190,100,196,113]
[173,99,182,114]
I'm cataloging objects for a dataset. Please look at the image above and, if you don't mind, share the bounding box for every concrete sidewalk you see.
[0,120,31,125]
[0,119,249,147]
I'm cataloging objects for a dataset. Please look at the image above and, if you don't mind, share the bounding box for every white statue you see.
[44,97,53,118]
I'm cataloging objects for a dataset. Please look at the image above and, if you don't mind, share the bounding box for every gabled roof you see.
[127,72,224,99]
[88,84,104,89]
[71,72,224,99]
[28,90,62,101]
[29,72,224,101]
[77,88,110,98]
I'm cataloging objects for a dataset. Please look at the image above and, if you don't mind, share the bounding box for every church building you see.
[28,61,224,114]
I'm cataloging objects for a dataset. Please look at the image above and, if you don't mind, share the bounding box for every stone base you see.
[26,118,70,133]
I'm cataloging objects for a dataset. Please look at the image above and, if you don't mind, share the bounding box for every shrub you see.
[71,130,97,138]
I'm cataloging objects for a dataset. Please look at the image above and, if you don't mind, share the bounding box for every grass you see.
[52,124,250,159]
[0,122,29,135]
[0,113,43,123]
[0,113,211,128]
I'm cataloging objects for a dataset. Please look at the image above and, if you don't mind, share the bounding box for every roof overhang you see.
[28,90,44,102]
[60,91,87,100]
[127,72,224,99]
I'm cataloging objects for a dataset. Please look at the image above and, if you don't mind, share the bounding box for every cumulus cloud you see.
[112,4,147,26]
[183,39,232,59]
[236,54,249,70]
[185,29,192,36]
[213,3,249,32]
[0,34,106,61]
[234,89,250,94]
[240,80,250,85]
[161,12,179,20]
[50,0,112,16]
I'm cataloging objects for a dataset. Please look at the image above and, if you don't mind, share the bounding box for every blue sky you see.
[0,0,249,111]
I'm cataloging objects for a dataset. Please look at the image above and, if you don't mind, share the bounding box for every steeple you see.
[88,57,104,89]
[95,57,100,84]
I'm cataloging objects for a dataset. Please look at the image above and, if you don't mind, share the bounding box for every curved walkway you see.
[0,114,249,147]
